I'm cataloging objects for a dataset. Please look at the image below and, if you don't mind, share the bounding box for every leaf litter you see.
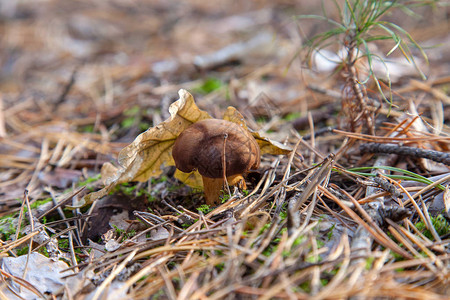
[0,1,449,299]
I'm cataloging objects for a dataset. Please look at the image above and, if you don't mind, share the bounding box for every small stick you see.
[23,190,35,280]
[54,66,78,108]
[222,133,232,197]
[0,96,6,137]
[360,143,450,166]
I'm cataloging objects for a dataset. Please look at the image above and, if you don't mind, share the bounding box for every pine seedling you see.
[297,0,432,133]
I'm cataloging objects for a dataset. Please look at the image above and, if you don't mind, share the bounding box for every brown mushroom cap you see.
[172,119,260,178]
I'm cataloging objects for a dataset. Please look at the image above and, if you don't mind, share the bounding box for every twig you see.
[222,133,232,197]
[0,231,40,254]
[344,36,375,135]
[54,66,79,108]
[360,143,450,166]
[0,95,6,138]
[21,190,36,287]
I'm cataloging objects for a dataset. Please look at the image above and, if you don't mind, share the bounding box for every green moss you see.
[139,122,151,131]
[298,281,311,293]
[283,112,302,121]
[136,188,150,197]
[365,256,375,270]
[262,245,277,257]
[58,239,69,249]
[193,77,224,94]
[78,174,101,186]
[415,214,450,239]
[150,288,165,299]
[125,229,136,240]
[167,184,180,192]
[111,182,150,197]
[16,246,29,256]
[259,223,270,235]
[215,262,225,271]
[181,222,193,229]
[391,250,404,261]
[167,261,177,269]
[306,253,320,263]
[124,106,140,116]
[293,235,306,247]
[0,215,17,240]
[255,116,269,124]
[29,198,52,210]
[197,204,212,214]
[147,195,157,202]
[80,124,94,133]
[38,246,49,257]
[220,192,232,203]
[326,224,335,240]
[110,227,137,242]
[316,239,325,248]
[121,105,151,131]
[121,117,135,129]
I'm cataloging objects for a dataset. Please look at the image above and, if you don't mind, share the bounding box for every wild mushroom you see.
[172,119,260,205]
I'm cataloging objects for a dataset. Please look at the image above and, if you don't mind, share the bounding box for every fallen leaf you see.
[2,253,74,299]
[77,89,290,207]
[77,89,211,206]
[115,89,212,183]
[223,106,291,155]
[174,169,203,189]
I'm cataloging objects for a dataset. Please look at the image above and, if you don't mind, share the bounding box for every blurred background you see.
[1,0,448,113]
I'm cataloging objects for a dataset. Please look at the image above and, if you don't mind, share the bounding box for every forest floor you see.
[0,1,449,299]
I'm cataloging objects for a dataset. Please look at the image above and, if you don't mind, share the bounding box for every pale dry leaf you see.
[101,162,119,185]
[174,169,203,189]
[223,106,291,155]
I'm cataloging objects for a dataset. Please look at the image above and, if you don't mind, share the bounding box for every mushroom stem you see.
[202,176,224,206]
[202,174,247,206]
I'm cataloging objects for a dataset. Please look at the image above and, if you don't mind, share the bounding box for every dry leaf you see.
[77,89,290,207]
[174,169,203,189]
[223,106,291,155]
